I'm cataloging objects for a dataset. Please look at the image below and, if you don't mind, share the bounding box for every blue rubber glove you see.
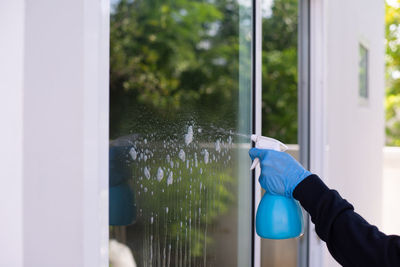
[249,148,311,198]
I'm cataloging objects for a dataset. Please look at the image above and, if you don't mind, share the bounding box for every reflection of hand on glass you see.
[109,145,136,226]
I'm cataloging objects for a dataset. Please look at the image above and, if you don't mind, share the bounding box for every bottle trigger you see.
[250,135,288,170]
[250,158,259,170]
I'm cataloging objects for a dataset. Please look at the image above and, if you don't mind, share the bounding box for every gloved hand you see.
[249,148,311,198]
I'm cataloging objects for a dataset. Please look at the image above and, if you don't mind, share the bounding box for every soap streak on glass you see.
[110,122,247,266]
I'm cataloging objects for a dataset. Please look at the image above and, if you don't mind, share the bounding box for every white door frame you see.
[0,1,110,266]
[308,0,327,266]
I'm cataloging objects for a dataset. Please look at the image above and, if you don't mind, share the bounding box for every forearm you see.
[293,175,400,266]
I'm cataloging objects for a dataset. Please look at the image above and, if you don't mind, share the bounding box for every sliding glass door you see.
[109,0,253,266]
[108,0,309,266]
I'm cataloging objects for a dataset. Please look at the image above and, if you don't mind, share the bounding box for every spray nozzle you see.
[250,134,288,170]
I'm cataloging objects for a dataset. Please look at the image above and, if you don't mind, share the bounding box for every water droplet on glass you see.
[144,166,151,179]
[184,125,193,145]
[166,207,169,213]
[179,149,186,161]
[150,216,154,224]
[144,187,148,192]
[228,135,233,145]
[129,147,137,160]
[203,149,209,164]
[167,171,173,185]
[157,167,164,182]
[166,154,171,163]
[144,139,147,144]
[215,139,221,152]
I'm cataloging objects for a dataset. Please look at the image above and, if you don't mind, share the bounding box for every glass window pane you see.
[359,44,369,100]
[109,0,253,266]
[260,0,299,266]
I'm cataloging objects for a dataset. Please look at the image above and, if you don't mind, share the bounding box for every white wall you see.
[382,147,400,236]
[0,1,25,266]
[313,0,385,266]
[23,1,85,265]
[325,0,384,225]
[0,1,109,266]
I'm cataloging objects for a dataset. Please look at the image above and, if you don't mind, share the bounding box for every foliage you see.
[110,0,244,139]
[386,0,400,145]
[261,0,298,143]
[109,130,237,265]
[109,0,299,264]
[110,0,298,143]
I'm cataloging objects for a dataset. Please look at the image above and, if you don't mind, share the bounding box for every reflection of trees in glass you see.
[262,0,298,143]
[109,128,236,266]
[110,0,246,264]
[110,0,298,143]
[385,1,400,145]
[109,0,299,264]
[110,0,245,139]
[130,136,236,264]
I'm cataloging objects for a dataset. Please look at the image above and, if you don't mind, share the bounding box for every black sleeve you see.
[293,174,400,267]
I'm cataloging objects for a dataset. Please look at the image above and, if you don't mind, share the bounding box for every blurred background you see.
[109,0,300,266]
[1,0,400,267]
[109,0,400,265]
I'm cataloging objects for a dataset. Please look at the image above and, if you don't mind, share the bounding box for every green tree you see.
[110,1,245,264]
[261,0,298,143]
[110,0,298,143]
[110,0,243,139]
[386,0,400,145]
[109,0,299,265]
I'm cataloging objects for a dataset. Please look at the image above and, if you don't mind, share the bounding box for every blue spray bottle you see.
[250,135,304,239]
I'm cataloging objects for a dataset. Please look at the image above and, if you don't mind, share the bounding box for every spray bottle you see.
[250,134,304,239]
